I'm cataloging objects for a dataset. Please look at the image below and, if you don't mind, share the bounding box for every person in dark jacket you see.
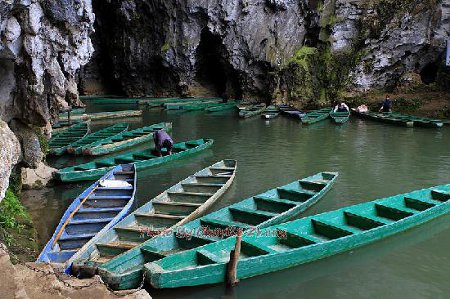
[153,129,173,156]
[379,95,393,112]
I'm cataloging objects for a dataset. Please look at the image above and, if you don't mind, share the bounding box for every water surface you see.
[22,106,450,298]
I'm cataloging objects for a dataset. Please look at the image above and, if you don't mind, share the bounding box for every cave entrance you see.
[420,62,438,85]
[195,29,242,99]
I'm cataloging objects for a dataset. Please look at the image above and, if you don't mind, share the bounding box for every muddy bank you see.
[0,243,151,298]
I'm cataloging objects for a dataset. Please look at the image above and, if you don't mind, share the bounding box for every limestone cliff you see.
[82,0,449,102]
[0,0,94,198]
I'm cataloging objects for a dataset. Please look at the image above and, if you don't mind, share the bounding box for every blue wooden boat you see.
[36,164,137,264]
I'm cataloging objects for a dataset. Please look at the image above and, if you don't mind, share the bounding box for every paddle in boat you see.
[330,111,350,124]
[49,122,90,156]
[66,123,129,155]
[56,138,214,183]
[239,103,267,118]
[261,106,280,120]
[36,164,137,264]
[145,183,450,288]
[97,171,338,290]
[69,160,237,276]
[301,108,332,125]
[82,122,172,156]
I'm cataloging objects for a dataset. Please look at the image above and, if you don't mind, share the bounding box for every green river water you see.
[21,105,450,298]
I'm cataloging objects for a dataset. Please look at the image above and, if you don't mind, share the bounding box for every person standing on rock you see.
[153,129,173,157]
[379,95,393,113]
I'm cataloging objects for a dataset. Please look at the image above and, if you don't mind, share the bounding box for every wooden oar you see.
[51,181,101,249]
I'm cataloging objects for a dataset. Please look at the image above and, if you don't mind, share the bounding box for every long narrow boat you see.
[301,108,332,125]
[165,99,222,110]
[280,106,306,120]
[239,104,267,118]
[66,123,129,155]
[49,122,90,156]
[351,110,414,127]
[56,139,214,183]
[330,111,350,124]
[145,183,450,288]
[182,101,232,111]
[69,160,237,275]
[83,122,172,156]
[59,108,86,118]
[52,120,84,132]
[261,106,280,120]
[148,98,222,108]
[388,113,443,128]
[206,102,238,112]
[97,172,338,290]
[70,110,143,121]
[37,164,137,264]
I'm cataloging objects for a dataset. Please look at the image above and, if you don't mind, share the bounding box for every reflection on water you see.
[21,106,450,298]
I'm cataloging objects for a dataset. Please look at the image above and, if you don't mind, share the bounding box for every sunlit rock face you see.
[0,0,94,125]
[328,0,450,90]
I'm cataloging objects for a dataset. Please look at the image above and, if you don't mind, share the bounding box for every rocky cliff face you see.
[83,0,449,102]
[0,0,94,199]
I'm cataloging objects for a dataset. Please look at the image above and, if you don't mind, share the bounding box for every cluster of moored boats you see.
[40,97,449,293]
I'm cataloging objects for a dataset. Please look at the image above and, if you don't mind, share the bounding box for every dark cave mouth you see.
[195,29,242,99]
[420,62,438,85]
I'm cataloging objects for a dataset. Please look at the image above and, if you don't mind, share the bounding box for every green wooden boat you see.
[52,120,84,132]
[206,102,238,112]
[351,110,414,127]
[147,98,222,108]
[69,160,237,276]
[261,106,280,120]
[49,122,90,156]
[58,108,86,119]
[66,123,129,155]
[330,111,350,124]
[97,172,338,290]
[83,122,172,156]
[145,183,450,288]
[301,108,332,125]
[56,139,214,183]
[388,113,444,128]
[182,101,231,111]
[70,110,143,121]
[164,99,222,110]
[239,104,267,118]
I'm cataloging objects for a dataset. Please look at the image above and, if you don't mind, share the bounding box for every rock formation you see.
[0,0,94,196]
[82,0,449,102]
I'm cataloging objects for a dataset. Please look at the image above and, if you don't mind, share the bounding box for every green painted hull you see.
[49,122,90,156]
[146,184,450,288]
[182,101,232,111]
[70,110,143,121]
[66,123,129,155]
[52,120,84,132]
[330,111,350,124]
[389,113,444,128]
[239,104,267,118]
[206,103,238,112]
[56,139,214,183]
[83,122,172,156]
[301,108,332,125]
[352,110,414,127]
[69,160,237,277]
[97,172,338,290]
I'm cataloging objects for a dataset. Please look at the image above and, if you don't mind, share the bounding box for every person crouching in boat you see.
[333,102,350,113]
[153,129,173,157]
[379,95,392,113]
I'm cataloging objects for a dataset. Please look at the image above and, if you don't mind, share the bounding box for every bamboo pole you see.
[226,229,243,287]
